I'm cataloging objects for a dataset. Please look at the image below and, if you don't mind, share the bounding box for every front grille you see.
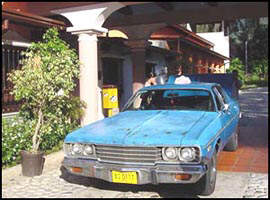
[95,145,162,165]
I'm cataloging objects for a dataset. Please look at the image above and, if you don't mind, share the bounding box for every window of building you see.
[2,44,26,113]
[2,45,26,89]
[196,22,222,33]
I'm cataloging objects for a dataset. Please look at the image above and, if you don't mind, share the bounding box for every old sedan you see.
[61,79,240,195]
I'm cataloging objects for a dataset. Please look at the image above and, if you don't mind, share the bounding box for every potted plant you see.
[8,27,85,177]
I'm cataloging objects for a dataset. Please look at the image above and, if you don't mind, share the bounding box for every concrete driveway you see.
[2,87,268,198]
[217,87,268,173]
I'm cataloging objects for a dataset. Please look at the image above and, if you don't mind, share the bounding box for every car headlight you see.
[72,143,83,155]
[63,143,73,156]
[83,144,94,155]
[162,147,178,161]
[64,143,96,157]
[179,147,197,162]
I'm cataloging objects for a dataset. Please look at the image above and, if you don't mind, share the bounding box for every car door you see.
[212,86,233,148]
[216,86,239,139]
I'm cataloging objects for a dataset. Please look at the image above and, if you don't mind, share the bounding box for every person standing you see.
[174,65,191,84]
[145,72,157,86]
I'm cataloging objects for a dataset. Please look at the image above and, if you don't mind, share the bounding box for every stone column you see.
[118,23,166,93]
[121,56,132,107]
[125,39,151,93]
[77,31,99,126]
[131,50,146,93]
[51,2,125,126]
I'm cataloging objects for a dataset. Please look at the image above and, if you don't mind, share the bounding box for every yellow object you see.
[111,170,138,184]
[102,87,118,109]
[108,109,113,117]
[108,30,128,39]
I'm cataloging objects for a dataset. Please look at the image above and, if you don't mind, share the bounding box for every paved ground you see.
[2,87,268,198]
[217,87,268,173]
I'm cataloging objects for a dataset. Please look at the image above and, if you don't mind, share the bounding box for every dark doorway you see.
[145,62,156,77]
[102,57,124,99]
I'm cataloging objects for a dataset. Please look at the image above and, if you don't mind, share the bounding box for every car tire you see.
[224,125,239,151]
[196,151,217,196]
[60,166,71,181]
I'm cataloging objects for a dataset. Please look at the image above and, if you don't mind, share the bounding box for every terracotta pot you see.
[20,150,45,177]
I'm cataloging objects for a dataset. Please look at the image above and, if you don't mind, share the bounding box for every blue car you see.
[61,74,241,195]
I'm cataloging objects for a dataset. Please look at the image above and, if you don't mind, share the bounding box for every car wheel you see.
[224,125,239,151]
[196,151,217,196]
[60,166,71,181]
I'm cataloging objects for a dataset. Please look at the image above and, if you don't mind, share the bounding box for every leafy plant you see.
[2,116,33,166]
[251,59,268,76]
[226,58,245,82]
[8,27,85,153]
[229,18,268,74]
[2,115,75,167]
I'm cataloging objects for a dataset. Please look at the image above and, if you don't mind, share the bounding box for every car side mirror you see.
[223,104,229,112]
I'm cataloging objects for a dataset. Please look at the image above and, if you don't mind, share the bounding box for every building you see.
[2,2,267,125]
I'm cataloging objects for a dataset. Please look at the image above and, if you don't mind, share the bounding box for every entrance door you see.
[102,57,123,100]
[145,62,156,77]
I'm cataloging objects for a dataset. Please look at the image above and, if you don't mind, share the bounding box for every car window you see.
[215,86,228,104]
[123,89,215,112]
[213,87,225,111]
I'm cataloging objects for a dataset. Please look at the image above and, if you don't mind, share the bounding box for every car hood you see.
[65,110,219,146]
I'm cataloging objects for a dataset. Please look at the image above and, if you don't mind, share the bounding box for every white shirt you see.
[175,75,191,84]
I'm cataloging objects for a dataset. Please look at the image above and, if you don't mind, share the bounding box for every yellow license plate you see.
[111,170,138,184]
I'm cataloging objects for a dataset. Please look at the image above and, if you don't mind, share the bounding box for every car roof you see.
[141,82,219,91]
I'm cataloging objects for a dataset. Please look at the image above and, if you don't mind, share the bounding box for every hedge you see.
[2,115,79,167]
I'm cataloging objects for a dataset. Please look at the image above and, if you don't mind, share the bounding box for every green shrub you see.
[251,59,268,77]
[2,115,81,167]
[227,58,268,88]
[226,58,245,83]
[7,27,85,153]
[244,73,268,87]
[2,116,33,166]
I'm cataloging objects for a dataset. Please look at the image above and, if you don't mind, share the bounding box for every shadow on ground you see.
[238,88,268,149]
[60,166,201,198]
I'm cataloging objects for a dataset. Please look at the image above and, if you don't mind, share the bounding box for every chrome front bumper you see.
[62,157,208,184]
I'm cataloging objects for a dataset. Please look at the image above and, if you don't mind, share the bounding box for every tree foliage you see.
[248,25,268,61]
[226,58,245,82]
[8,27,85,153]
[229,18,268,74]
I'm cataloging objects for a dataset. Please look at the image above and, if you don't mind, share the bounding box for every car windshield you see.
[123,89,214,112]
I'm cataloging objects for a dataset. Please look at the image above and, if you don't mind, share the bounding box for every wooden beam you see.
[2,8,67,29]
[118,6,133,16]
[173,25,214,47]
[2,2,151,17]
[207,2,218,7]
[104,2,268,28]
[155,2,174,11]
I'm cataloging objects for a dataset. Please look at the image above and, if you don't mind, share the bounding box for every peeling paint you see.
[65,110,218,146]
[181,131,188,136]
